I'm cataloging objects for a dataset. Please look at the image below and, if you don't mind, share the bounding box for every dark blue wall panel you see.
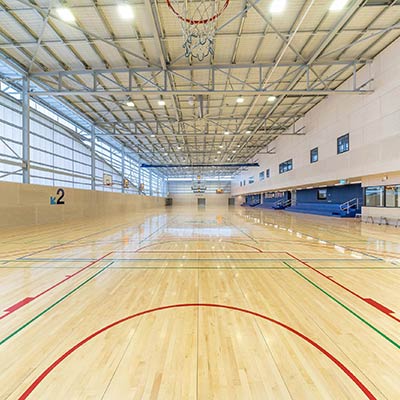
[296,184,362,204]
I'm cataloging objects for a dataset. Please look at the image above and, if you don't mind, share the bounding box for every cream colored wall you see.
[362,171,400,187]
[0,181,165,228]
[170,193,231,207]
[232,35,400,196]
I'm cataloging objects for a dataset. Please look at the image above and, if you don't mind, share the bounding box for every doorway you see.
[197,198,206,208]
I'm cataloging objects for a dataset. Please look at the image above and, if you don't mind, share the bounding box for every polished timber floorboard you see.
[0,206,399,399]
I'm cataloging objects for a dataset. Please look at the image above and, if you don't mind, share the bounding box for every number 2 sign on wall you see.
[50,188,65,205]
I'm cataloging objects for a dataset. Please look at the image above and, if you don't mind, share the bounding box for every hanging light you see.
[126,100,135,107]
[236,96,244,104]
[270,0,286,14]
[330,0,349,11]
[118,2,134,20]
[267,95,277,103]
[56,7,75,22]
[158,99,166,106]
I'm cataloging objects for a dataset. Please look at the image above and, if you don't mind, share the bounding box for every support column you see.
[91,125,96,190]
[149,171,153,197]
[22,77,30,183]
[121,145,125,193]
[138,164,142,194]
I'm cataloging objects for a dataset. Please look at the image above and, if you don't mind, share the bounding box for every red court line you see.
[128,251,259,254]
[0,252,113,321]
[135,240,263,253]
[17,303,376,400]
[286,252,400,324]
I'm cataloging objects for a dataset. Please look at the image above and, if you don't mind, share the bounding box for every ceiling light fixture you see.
[126,100,135,107]
[151,134,155,137]
[330,0,348,11]
[232,150,236,153]
[224,131,230,135]
[236,96,244,104]
[158,99,166,106]
[217,151,221,154]
[267,95,277,103]
[118,2,134,20]
[245,130,251,134]
[270,0,286,14]
[56,7,75,22]
[177,146,182,150]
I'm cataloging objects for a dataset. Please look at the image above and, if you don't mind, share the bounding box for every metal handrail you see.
[274,198,292,208]
[340,197,361,214]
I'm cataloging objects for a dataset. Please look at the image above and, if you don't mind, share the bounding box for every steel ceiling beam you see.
[29,89,372,96]
[141,163,260,168]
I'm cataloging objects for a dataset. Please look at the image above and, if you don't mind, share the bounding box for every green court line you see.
[0,261,115,346]
[282,261,400,350]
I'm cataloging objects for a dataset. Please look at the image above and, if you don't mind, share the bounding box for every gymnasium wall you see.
[169,193,231,207]
[0,181,164,228]
[231,35,400,197]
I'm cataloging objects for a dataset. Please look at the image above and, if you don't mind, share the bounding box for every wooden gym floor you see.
[0,207,399,399]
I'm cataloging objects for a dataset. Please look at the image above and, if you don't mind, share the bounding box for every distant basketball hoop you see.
[166,0,230,61]
[191,175,207,193]
[103,173,113,187]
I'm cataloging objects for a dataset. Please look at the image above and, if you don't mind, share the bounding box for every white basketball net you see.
[167,0,229,61]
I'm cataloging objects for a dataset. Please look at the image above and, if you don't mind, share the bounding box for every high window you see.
[310,147,318,163]
[337,133,349,154]
[279,159,293,174]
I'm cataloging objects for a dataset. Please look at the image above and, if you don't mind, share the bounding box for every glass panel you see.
[385,185,400,207]
[365,186,384,207]
[310,147,318,163]
[337,134,349,154]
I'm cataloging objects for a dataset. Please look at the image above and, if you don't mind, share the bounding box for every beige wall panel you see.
[0,182,165,228]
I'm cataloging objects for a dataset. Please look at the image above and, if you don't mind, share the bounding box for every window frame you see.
[317,188,327,200]
[279,159,293,174]
[337,133,350,154]
[364,186,385,207]
[310,147,318,163]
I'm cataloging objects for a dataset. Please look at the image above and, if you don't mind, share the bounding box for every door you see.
[198,198,206,207]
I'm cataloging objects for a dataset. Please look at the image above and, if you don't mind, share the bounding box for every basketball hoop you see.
[166,0,230,61]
